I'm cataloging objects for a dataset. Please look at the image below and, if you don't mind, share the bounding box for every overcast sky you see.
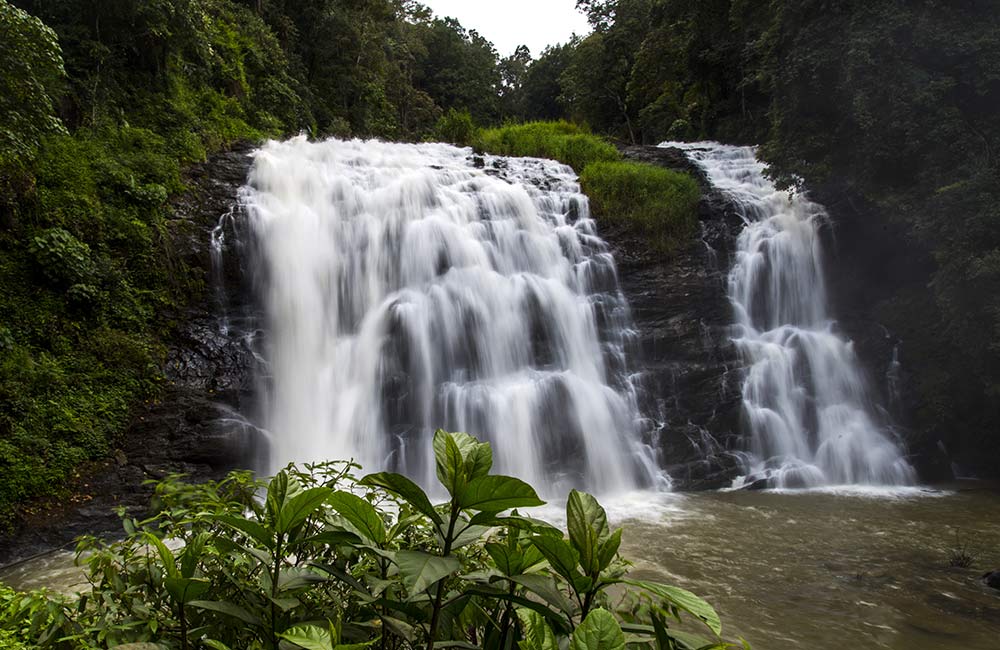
[421,0,591,57]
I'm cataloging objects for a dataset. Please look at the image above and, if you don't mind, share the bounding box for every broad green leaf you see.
[571,608,624,650]
[360,472,443,526]
[517,608,558,650]
[623,580,722,636]
[277,487,333,534]
[328,491,386,544]
[463,586,571,633]
[464,440,493,480]
[202,640,233,650]
[458,475,545,512]
[278,567,330,591]
[507,574,576,616]
[190,600,262,626]
[395,550,461,594]
[567,490,609,575]
[486,542,518,576]
[451,523,491,550]
[661,629,723,650]
[217,514,273,549]
[434,429,470,495]
[143,532,177,578]
[266,471,302,523]
[164,577,210,604]
[181,531,210,579]
[280,624,334,650]
[469,513,562,537]
[487,543,544,576]
[530,535,581,583]
[596,528,622,572]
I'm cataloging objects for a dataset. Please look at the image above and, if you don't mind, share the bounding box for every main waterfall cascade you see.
[240,136,662,495]
[664,141,915,488]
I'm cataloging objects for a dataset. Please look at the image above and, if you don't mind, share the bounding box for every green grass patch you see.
[580,161,701,253]
[474,120,621,171]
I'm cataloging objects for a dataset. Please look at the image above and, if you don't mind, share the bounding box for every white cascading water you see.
[241,136,660,495]
[664,142,915,488]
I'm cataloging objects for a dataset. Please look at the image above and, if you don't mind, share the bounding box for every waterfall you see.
[240,136,659,495]
[664,142,914,488]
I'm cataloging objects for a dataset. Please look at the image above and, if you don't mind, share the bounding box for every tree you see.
[0,0,65,170]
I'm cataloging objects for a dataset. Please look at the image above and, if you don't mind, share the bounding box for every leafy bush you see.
[0,0,66,170]
[580,162,701,254]
[434,108,478,146]
[28,227,95,287]
[475,121,621,171]
[0,431,745,650]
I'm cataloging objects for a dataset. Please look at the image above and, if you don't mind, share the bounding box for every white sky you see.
[420,0,591,57]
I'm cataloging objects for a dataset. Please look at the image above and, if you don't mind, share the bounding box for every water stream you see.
[663,142,915,488]
[240,137,661,494]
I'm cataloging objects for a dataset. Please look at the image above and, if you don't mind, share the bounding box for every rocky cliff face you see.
[0,144,258,566]
[604,146,747,489]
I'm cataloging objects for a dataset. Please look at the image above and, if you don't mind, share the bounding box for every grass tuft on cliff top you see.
[580,161,701,253]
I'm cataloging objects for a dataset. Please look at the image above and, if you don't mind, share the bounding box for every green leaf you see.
[280,624,334,650]
[277,567,331,591]
[517,608,559,650]
[266,471,302,523]
[395,550,461,594]
[277,487,333,534]
[486,542,544,576]
[360,472,443,526]
[507,574,576,616]
[328,491,386,544]
[451,523,491,550]
[530,535,581,583]
[165,577,210,604]
[143,532,177,578]
[181,531,210,579]
[434,429,471,495]
[567,490,609,575]
[596,528,622,572]
[217,514,274,550]
[623,580,722,636]
[571,608,624,650]
[464,440,493,480]
[190,600,262,626]
[202,640,233,650]
[458,475,545,512]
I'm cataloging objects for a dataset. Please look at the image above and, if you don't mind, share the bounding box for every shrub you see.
[434,108,479,146]
[28,227,96,287]
[475,121,620,171]
[580,161,701,254]
[0,431,745,650]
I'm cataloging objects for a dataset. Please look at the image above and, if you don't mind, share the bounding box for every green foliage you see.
[0,432,743,650]
[475,121,621,172]
[580,161,700,253]
[0,0,66,171]
[434,108,479,147]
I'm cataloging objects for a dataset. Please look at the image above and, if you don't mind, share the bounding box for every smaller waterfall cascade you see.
[241,136,660,495]
[664,142,914,488]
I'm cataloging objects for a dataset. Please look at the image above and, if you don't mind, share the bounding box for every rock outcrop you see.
[0,143,258,567]
[604,146,746,489]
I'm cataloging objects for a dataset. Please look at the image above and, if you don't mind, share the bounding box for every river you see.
[4,483,998,649]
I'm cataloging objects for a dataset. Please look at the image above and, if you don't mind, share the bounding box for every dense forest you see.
[1,0,999,520]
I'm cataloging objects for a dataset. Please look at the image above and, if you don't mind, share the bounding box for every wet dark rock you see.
[984,571,1000,590]
[603,145,746,489]
[0,143,259,567]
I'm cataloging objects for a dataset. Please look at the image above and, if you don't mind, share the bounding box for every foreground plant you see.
[0,430,746,650]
